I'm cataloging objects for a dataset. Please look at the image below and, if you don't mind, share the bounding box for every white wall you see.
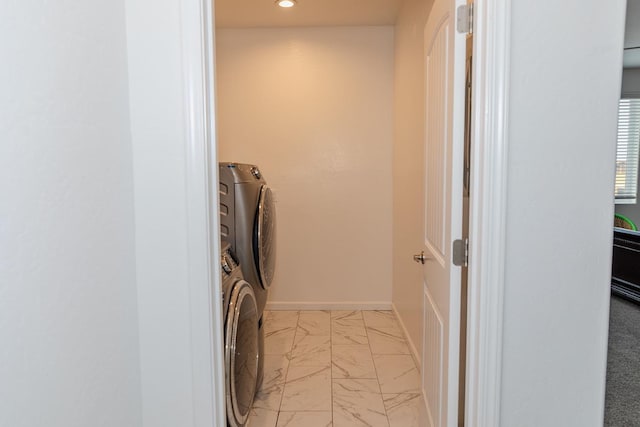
[391,0,434,362]
[500,1,626,425]
[216,27,394,308]
[0,2,142,426]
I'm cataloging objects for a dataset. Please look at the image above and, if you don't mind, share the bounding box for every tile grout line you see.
[364,310,393,427]
[275,311,299,426]
[330,310,334,427]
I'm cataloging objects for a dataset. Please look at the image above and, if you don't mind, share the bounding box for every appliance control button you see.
[251,167,261,179]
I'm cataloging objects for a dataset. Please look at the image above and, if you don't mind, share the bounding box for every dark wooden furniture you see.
[612,227,640,304]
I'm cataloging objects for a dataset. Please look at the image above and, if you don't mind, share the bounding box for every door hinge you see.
[452,238,469,267]
[456,3,474,34]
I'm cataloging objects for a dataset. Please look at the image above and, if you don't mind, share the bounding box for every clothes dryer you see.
[219,162,277,316]
[221,242,259,427]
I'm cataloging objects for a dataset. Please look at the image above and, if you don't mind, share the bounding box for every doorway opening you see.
[606,0,640,423]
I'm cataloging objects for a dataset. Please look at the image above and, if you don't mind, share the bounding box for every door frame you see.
[464,0,510,425]
[178,0,511,425]
[180,0,226,426]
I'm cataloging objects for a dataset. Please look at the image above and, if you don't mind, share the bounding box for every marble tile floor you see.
[247,310,426,427]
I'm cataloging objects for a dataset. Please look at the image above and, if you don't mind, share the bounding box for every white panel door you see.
[419,0,466,426]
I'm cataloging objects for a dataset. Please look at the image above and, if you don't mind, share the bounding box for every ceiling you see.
[215,0,404,28]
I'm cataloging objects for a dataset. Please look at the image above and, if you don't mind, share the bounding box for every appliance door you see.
[254,185,276,289]
[225,280,259,427]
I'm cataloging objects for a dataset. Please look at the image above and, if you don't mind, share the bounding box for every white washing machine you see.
[221,242,258,427]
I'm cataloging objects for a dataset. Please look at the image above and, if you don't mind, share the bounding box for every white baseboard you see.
[392,302,422,372]
[265,301,392,311]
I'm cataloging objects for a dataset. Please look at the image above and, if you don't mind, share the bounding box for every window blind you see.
[615,99,640,203]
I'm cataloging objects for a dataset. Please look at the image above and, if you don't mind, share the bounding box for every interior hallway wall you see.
[501,1,626,424]
[391,0,434,361]
[0,1,142,425]
[216,27,394,307]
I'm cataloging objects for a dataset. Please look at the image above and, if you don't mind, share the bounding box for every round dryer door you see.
[225,280,259,427]
[254,185,276,289]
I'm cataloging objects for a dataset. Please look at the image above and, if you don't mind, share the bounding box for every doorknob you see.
[413,251,428,264]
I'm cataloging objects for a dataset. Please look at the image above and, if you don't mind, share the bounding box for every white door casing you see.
[421,0,467,425]
[464,0,510,425]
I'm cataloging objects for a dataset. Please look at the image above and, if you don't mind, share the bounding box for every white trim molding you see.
[181,0,225,426]
[392,303,422,371]
[465,0,511,426]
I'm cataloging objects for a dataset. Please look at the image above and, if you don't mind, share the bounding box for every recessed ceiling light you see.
[276,0,296,7]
